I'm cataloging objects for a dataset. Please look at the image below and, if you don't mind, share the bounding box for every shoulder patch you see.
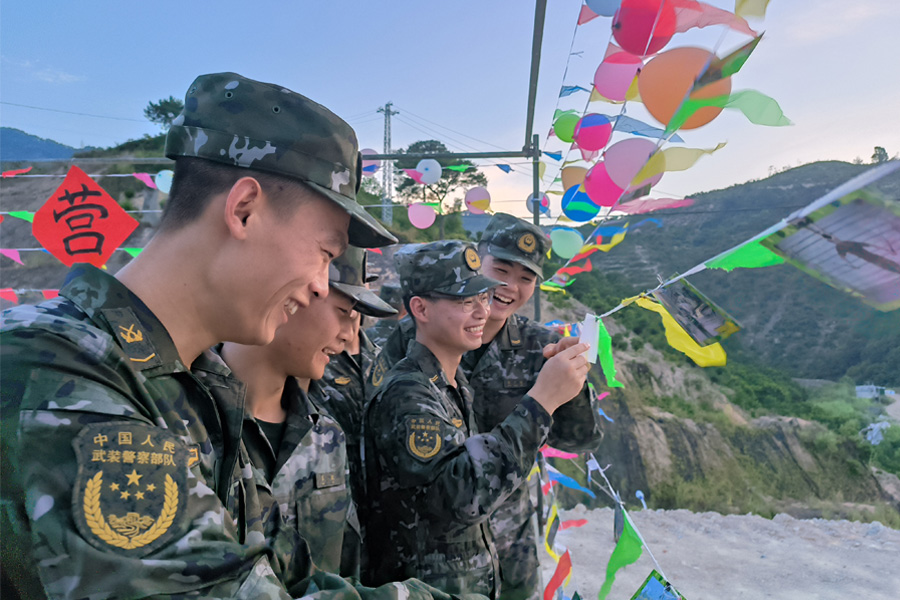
[101,308,162,369]
[371,357,387,388]
[72,423,189,556]
[405,416,442,461]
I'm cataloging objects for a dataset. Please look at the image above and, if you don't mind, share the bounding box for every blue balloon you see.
[562,184,600,222]
[586,0,621,17]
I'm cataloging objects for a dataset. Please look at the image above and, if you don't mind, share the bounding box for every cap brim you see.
[486,244,544,281]
[434,275,506,297]
[331,281,398,318]
[307,181,397,248]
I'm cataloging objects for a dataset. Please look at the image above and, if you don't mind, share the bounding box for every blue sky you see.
[2,1,898,217]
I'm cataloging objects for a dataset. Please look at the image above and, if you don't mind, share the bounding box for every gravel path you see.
[538,506,900,599]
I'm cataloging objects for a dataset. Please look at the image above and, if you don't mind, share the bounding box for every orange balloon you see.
[561,166,588,190]
[638,47,732,130]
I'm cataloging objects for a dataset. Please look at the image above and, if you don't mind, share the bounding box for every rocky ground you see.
[538,505,900,599]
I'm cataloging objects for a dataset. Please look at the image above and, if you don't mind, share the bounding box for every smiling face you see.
[481,255,537,324]
[269,288,358,380]
[217,183,350,347]
[415,293,491,355]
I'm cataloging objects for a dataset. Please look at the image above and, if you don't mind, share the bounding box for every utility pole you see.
[377,102,399,224]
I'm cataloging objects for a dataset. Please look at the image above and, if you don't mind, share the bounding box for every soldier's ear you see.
[223,177,264,240]
[409,296,429,323]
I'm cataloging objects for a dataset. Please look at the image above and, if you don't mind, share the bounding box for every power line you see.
[1,101,146,123]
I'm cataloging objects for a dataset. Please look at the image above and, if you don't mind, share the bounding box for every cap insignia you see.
[518,233,537,254]
[464,247,481,271]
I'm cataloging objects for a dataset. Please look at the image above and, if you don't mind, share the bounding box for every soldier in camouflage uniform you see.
[217,245,396,587]
[0,72,465,600]
[370,214,604,600]
[363,241,591,597]
[365,283,406,347]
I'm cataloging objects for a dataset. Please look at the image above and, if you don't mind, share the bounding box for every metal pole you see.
[531,133,542,324]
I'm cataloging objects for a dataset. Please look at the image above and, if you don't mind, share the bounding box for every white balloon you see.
[416,159,442,185]
[154,170,174,194]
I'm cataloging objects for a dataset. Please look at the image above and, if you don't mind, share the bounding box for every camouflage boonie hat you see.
[378,283,404,312]
[329,247,397,318]
[395,241,503,298]
[479,212,548,278]
[165,72,396,248]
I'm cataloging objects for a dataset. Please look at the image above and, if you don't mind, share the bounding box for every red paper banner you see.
[32,166,139,268]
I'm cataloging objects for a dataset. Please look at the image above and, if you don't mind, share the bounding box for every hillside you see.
[0,127,93,161]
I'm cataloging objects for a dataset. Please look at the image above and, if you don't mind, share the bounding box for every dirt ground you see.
[538,505,900,599]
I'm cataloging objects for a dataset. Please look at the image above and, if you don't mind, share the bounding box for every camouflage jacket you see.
[365,318,400,349]
[0,266,485,600]
[363,341,552,598]
[371,315,602,600]
[316,331,378,506]
[202,363,357,587]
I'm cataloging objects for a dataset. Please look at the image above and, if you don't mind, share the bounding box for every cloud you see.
[1,55,85,84]
[780,0,899,45]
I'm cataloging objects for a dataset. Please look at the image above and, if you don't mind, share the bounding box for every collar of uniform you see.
[61,264,184,373]
[499,314,524,349]
[405,339,468,389]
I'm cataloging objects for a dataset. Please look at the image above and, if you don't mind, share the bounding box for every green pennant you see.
[121,248,144,258]
[598,510,644,599]
[8,211,35,223]
[597,317,624,388]
[444,165,472,172]
[667,89,791,134]
[706,241,784,272]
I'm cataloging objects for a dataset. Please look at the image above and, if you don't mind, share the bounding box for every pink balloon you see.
[612,0,676,57]
[408,203,436,229]
[583,162,625,207]
[593,52,643,102]
[603,138,663,189]
[573,114,613,152]
[465,186,491,214]
[360,148,380,174]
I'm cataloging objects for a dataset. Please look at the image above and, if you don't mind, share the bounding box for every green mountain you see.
[0,127,90,161]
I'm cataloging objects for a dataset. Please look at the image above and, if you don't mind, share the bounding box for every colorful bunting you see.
[7,211,35,223]
[705,241,784,271]
[546,466,596,498]
[598,510,644,600]
[444,165,473,172]
[634,297,727,366]
[544,151,563,161]
[402,169,425,184]
[557,259,593,277]
[560,85,591,98]
[132,173,157,189]
[670,0,757,36]
[543,550,573,600]
[0,288,18,303]
[2,166,33,178]
[667,89,791,134]
[577,3,600,25]
[0,249,24,265]
[611,115,685,143]
[631,143,727,185]
[597,317,625,388]
[694,34,763,90]
[496,164,512,173]
[560,519,588,530]
[541,446,580,460]
[544,503,561,561]
[735,0,771,18]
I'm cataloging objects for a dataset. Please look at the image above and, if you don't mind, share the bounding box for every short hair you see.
[158,157,312,232]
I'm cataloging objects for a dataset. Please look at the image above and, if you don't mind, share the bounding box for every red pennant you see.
[42,290,60,300]
[2,166,33,178]
[543,550,572,600]
[578,4,600,24]
[561,519,588,530]
[542,480,558,495]
[1,288,18,303]
[32,166,139,268]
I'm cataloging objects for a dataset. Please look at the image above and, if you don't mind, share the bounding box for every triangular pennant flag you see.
[1,288,19,303]
[560,519,588,530]
[121,248,144,259]
[577,3,600,25]
[496,164,512,173]
[611,115,684,143]
[667,89,791,134]
[597,317,625,387]
[2,166,33,178]
[0,249,24,265]
[706,241,784,271]
[543,550,572,600]
[670,0,757,36]
[635,297,727,366]
[735,0,771,18]
[132,173,157,189]
[598,510,644,599]
[544,152,563,161]
[445,165,472,172]
[540,446,579,460]
[7,211,35,223]
[631,143,727,185]
[546,467,596,498]
[41,290,60,300]
[544,504,561,561]
[694,34,763,90]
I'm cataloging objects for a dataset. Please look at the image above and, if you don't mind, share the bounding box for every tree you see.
[144,96,185,130]
[871,146,889,164]
[393,140,488,239]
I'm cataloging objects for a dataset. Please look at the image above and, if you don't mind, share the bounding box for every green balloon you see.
[553,113,581,143]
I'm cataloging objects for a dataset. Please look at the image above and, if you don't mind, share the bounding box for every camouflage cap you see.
[378,283,404,312]
[479,212,548,278]
[395,241,504,298]
[165,72,396,248]
[329,247,397,318]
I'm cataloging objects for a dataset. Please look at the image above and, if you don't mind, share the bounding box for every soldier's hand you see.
[542,336,582,359]
[528,342,590,416]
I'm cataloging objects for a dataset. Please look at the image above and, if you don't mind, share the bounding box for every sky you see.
[2,0,899,219]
